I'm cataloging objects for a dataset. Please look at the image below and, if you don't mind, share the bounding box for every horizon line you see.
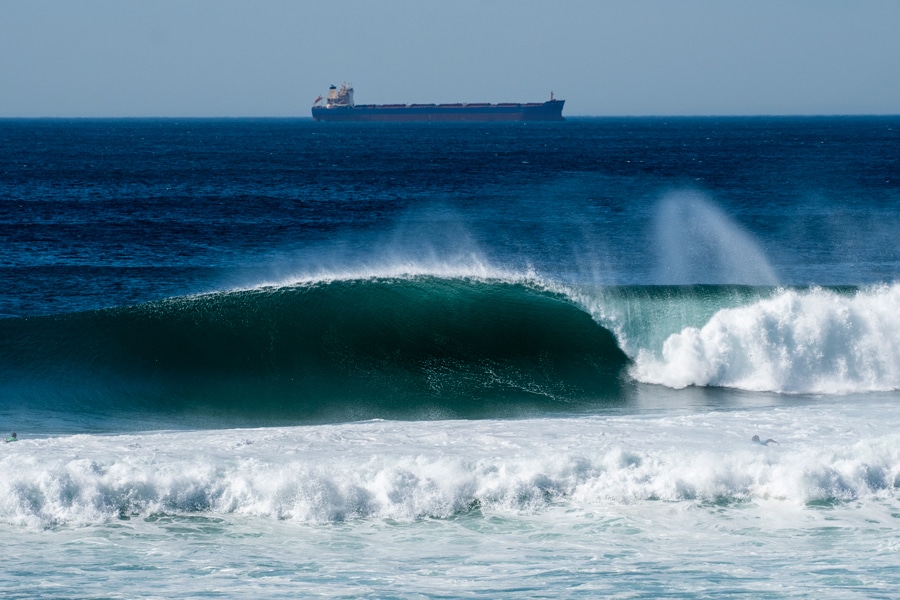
[2,113,899,120]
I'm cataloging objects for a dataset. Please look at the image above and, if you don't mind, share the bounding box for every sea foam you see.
[2,411,898,529]
[630,285,900,394]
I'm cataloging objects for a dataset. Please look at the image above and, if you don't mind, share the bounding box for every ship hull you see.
[312,100,565,122]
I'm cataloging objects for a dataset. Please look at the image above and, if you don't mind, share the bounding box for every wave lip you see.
[631,285,900,394]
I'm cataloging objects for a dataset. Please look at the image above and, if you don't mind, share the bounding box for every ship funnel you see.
[326,82,355,108]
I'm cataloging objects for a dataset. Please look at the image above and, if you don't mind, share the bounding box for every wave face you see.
[0,276,627,424]
[627,285,900,394]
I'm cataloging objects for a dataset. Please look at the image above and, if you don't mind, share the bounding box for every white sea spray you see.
[631,284,900,393]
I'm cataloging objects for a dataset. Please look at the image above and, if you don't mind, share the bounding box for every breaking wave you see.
[2,424,898,528]
[2,276,899,431]
[0,275,627,424]
[628,285,900,394]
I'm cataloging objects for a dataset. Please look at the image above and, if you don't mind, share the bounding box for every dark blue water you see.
[3,118,897,315]
[1,117,899,431]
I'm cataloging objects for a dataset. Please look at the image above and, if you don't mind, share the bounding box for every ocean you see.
[0,116,898,598]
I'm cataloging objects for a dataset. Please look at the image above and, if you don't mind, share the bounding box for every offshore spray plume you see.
[653,191,778,285]
[241,204,522,291]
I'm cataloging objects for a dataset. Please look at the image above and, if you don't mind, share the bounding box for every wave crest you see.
[631,285,900,393]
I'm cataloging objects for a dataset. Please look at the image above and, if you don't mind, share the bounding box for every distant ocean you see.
[1,117,898,598]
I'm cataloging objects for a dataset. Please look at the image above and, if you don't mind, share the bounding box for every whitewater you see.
[3,401,899,597]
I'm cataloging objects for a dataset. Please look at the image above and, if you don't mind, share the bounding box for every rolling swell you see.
[0,277,628,424]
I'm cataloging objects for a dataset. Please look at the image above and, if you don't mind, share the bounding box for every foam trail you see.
[632,285,900,393]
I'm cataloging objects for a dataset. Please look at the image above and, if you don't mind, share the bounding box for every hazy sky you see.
[2,0,898,117]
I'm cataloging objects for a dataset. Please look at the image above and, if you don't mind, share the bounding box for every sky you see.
[1,0,898,117]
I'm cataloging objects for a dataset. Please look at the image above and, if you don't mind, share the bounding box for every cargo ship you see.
[311,83,565,122]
